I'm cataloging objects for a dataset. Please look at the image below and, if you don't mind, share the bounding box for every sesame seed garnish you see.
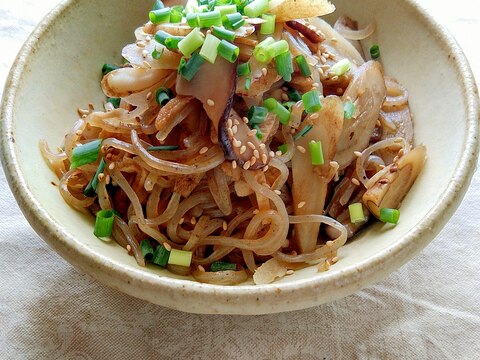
[179,217,185,224]
[227,118,233,128]
[105,175,111,185]
[281,93,289,101]
[243,161,251,170]
[75,130,82,135]
[259,143,266,149]
[331,37,337,42]
[312,82,320,88]
[331,75,339,81]
[297,201,306,208]
[232,139,241,148]
[398,149,404,157]
[198,265,206,272]
[250,156,257,165]
[126,244,132,252]
[227,128,234,137]
[142,49,148,58]
[331,256,339,264]
[261,67,267,76]
[207,99,215,106]
[296,145,306,153]
[163,242,172,251]
[136,41,146,48]
[269,151,275,157]
[98,173,105,181]
[326,240,334,247]
[275,150,282,156]
[253,209,259,214]
[191,217,197,225]
[222,221,228,231]
[310,113,319,119]
[274,189,282,195]
[233,119,240,126]
[240,145,247,154]
[354,151,362,157]
[318,67,324,76]
[318,260,330,272]
[242,117,249,123]
[351,178,360,186]
[261,153,268,164]
[248,129,257,137]
[246,141,255,150]
[320,56,327,64]
[232,160,237,169]
[142,60,151,68]
[263,165,269,172]
[108,162,115,170]
[232,125,238,134]
[145,35,152,42]
[252,150,259,159]
[286,270,294,275]
[146,91,152,100]
[199,146,209,154]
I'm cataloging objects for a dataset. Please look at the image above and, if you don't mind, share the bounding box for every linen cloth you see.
[1,1,479,359]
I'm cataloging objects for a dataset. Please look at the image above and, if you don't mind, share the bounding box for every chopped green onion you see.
[331,58,351,76]
[295,54,311,77]
[223,12,244,29]
[155,30,184,50]
[302,90,322,113]
[70,139,102,169]
[247,106,268,124]
[253,36,275,63]
[149,8,171,24]
[275,50,294,81]
[379,208,400,224]
[153,0,165,10]
[101,63,119,76]
[243,0,268,18]
[93,209,115,238]
[211,26,236,42]
[215,4,237,15]
[168,249,193,267]
[253,124,263,139]
[294,124,313,140]
[267,40,289,58]
[343,101,356,119]
[177,57,187,74]
[208,0,217,11]
[348,203,366,224]
[186,13,199,27]
[287,88,302,102]
[179,52,205,80]
[199,33,221,63]
[155,87,173,106]
[147,145,179,151]
[217,0,234,5]
[140,239,154,261]
[218,40,239,62]
[83,158,106,197]
[151,47,164,60]
[264,98,290,124]
[106,97,121,108]
[278,144,288,154]
[370,44,380,59]
[282,101,295,112]
[234,0,249,11]
[197,10,222,27]
[244,77,251,90]
[260,13,276,35]
[178,28,205,57]
[210,261,237,272]
[308,140,324,165]
[237,62,251,76]
[152,244,170,267]
[170,5,184,23]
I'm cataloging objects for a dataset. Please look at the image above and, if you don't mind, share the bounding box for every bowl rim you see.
[1,0,479,315]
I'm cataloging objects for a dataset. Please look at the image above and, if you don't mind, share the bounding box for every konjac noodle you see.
[40,0,426,285]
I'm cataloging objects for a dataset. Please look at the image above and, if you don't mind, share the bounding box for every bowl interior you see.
[2,0,478,314]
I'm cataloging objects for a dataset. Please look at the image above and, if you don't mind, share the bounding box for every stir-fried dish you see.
[40,0,426,285]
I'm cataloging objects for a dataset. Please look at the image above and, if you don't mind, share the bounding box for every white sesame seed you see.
[261,67,267,76]
[243,161,251,170]
[331,256,339,264]
[233,119,240,126]
[275,150,282,156]
[108,162,115,170]
[163,242,172,251]
[142,49,148,58]
[240,145,246,154]
[253,209,259,214]
[232,160,237,169]
[105,175,111,185]
[146,91,152,100]
[126,244,132,252]
[142,60,151,68]
[274,189,281,195]
[312,82,320,88]
[269,151,275,157]
[136,41,146,48]
[199,146,209,154]
[297,201,306,208]
[75,130,82,135]
[179,217,185,225]
[227,118,233,128]
[247,141,256,150]
[198,265,206,272]
[253,149,260,158]
[331,75,339,81]
[250,156,256,165]
[354,151,362,157]
[326,240,334,247]
[318,67,324,76]
[227,128,234,137]
[233,139,242,148]
[263,165,269,172]
[320,56,327,64]
[259,143,266,149]
[351,178,360,186]
[191,217,197,225]
[331,37,337,42]
[248,129,257,137]
[261,153,268,164]
[98,173,105,181]
[310,113,319,119]
[222,221,228,231]
[207,99,215,106]
[281,93,289,101]
[232,125,238,134]
[242,117,249,123]
[296,145,306,153]
[286,270,294,275]
[145,35,152,42]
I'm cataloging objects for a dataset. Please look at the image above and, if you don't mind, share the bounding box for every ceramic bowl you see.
[1,0,478,315]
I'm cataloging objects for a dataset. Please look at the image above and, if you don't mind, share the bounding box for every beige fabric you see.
[1,1,479,358]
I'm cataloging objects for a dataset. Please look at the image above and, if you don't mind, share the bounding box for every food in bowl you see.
[39,0,426,285]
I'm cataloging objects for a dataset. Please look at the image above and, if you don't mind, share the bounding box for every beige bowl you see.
[1,0,478,315]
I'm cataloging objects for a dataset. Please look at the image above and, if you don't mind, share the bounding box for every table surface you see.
[1,1,479,359]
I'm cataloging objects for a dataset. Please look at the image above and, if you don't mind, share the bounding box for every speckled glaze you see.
[1,0,478,315]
